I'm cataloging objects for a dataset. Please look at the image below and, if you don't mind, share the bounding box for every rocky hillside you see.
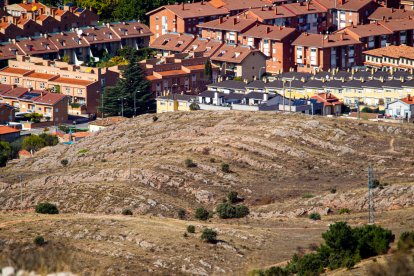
[1,111,414,216]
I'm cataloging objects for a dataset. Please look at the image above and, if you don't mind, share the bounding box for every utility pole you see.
[368,165,375,224]
[99,90,103,119]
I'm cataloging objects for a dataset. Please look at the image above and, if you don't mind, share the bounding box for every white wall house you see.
[385,100,414,119]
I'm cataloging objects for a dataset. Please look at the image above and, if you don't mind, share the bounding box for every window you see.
[1,76,6,83]
[40,82,45,89]
[77,89,83,95]
[14,78,19,84]
[310,48,317,66]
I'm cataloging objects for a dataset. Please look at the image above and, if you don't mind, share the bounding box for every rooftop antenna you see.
[368,165,375,224]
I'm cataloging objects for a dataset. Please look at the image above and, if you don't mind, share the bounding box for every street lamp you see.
[118,97,127,117]
[133,90,139,117]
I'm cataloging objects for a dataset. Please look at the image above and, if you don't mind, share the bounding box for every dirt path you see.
[388,137,396,153]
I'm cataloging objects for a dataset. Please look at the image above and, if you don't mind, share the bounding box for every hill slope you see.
[1,111,414,215]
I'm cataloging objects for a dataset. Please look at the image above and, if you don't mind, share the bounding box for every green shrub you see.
[0,141,11,167]
[184,158,196,168]
[35,202,59,214]
[309,213,321,220]
[216,202,249,219]
[195,207,209,221]
[353,224,394,259]
[201,228,217,243]
[330,187,337,194]
[221,163,230,173]
[209,158,215,163]
[122,209,133,216]
[22,135,46,152]
[397,231,414,251]
[187,225,195,233]
[302,193,315,199]
[178,208,186,220]
[39,133,59,147]
[227,191,239,203]
[34,236,45,246]
[60,159,68,167]
[189,102,200,111]
[339,208,351,214]
[152,115,158,122]
[78,149,89,155]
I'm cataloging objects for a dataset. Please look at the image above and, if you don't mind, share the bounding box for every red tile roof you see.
[401,96,414,105]
[292,33,360,48]
[246,6,296,21]
[340,23,393,38]
[368,7,414,21]
[26,72,58,81]
[0,67,32,75]
[210,0,273,11]
[1,87,29,98]
[110,21,152,38]
[363,45,414,60]
[0,84,13,95]
[311,93,343,106]
[379,18,414,32]
[50,77,95,86]
[150,33,196,52]
[0,125,20,135]
[184,37,223,57]
[283,1,327,15]
[337,0,372,11]
[33,92,67,105]
[242,24,297,41]
[211,44,264,63]
[147,2,229,18]
[198,15,257,32]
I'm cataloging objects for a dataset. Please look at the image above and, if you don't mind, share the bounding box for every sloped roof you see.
[242,24,296,41]
[292,33,360,48]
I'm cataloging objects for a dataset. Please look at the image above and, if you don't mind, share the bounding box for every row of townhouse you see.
[0,1,98,41]
[363,45,414,71]
[0,84,68,124]
[156,79,343,115]
[150,33,267,81]
[146,0,397,40]
[0,55,119,115]
[0,20,152,65]
[162,67,414,111]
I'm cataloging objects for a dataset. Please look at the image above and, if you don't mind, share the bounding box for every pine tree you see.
[99,55,153,117]
[204,59,213,81]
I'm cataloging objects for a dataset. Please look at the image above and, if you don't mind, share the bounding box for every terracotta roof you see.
[198,15,257,32]
[0,125,20,135]
[292,33,360,48]
[337,0,372,11]
[36,14,49,22]
[33,92,67,105]
[155,69,188,77]
[368,7,414,21]
[0,84,13,95]
[211,44,264,63]
[50,77,95,86]
[81,26,121,44]
[184,37,223,57]
[150,33,196,52]
[283,2,327,15]
[147,2,228,18]
[185,64,207,70]
[72,131,91,138]
[0,44,24,60]
[49,32,89,49]
[1,87,29,98]
[246,6,295,21]
[210,0,273,11]
[0,67,32,75]
[363,45,414,60]
[18,149,31,156]
[16,2,46,12]
[311,93,342,106]
[110,21,152,38]
[379,18,414,32]
[401,96,414,105]
[26,72,57,80]
[341,23,393,38]
[16,37,59,55]
[242,25,297,41]
[146,75,160,81]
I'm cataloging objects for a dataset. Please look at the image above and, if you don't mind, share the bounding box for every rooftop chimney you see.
[274,6,278,15]
[219,17,224,23]
[182,2,185,10]
[306,2,310,10]
[266,26,271,34]
[233,17,238,25]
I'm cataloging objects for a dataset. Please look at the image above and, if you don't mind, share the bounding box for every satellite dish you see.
[77,29,83,36]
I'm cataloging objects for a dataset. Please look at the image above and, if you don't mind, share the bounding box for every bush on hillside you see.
[35,202,59,214]
[178,208,186,220]
[187,225,195,234]
[200,228,217,243]
[195,207,209,221]
[216,202,249,219]
[60,159,69,167]
[309,213,321,220]
[22,135,47,152]
[221,163,230,173]
[339,208,351,214]
[397,231,414,251]
[39,133,59,147]
[122,209,133,216]
[184,158,196,168]
[34,236,45,246]
[0,141,11,167]
[227,191,239,204]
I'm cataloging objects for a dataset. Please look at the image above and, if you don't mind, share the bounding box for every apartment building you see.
[140,52,220,97]
[240,25,299,73]
[337,18,414,52]
[245,6,296,27]
[363,45,414,71]
[146,1,228,41]
[283,1,328,33]
[333,0,377,29]
[209,0,274,16]
[0,21,152,65]
[292,33,362,73]
[2,1,99,41]
[0,55,119,115]
[0,86,68,124]
[198,15,258,44]
[210,44,267,81]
